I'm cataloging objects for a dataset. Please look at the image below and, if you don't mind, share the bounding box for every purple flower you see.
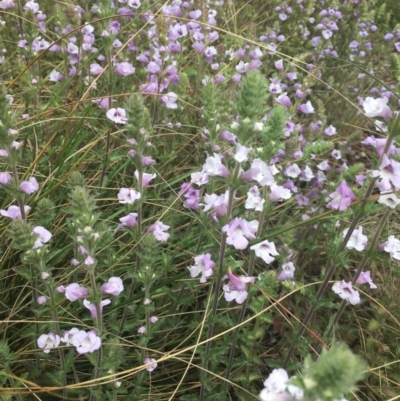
[144,358,157,372]
[20,177,39,194]
[222,218,257,250]
[37,332,60,353]
[114,62,135,76]
[100,277,124,296]
[138,326,146,334]
[83,299,111,318]
[202,153,230,177]
[71,330,102,354]
[90,63,103,75]
[37,295,47,305]
[150,316,158,323]
[116,213,138,230]
[0,172,11,185]
[274,59,284,71]
[106,108,128,124]
[65,283,89,302]
[187,253,216,283]
[332,281,360,305]
[0,205,30,220]
[160,92,178,109]
[250,240,279,264]
[32,226,52,248]
[297,101,315,114]
[181,183,201,210]
[147,221,170,242]
[383,235,400,260]
[245,186,265,211]
[356,271,377,289]
[222,269,255,304]
[117,188,141,204]
[326,180,357,211]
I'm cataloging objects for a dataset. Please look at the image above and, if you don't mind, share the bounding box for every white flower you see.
[363,97,392,119]
[384,235,400,260]
[343,226,368,251]
[378,192,400,209]
[250,240,279,264]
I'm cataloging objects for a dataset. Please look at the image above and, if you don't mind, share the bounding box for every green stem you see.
[282,128,397,368]
[325,207,391,341]
[200,164,239,401]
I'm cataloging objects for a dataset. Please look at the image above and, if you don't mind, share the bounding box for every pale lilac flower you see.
[363,97,392,120]
[332,281,360,305]
[242,159,277,186]
[0,172,11,185]
[37,295,47,305]
[234,143,251,163]
[138,326,146,334]
[378,192,400,209]
[72,330,102,354]
[326,180,357,211]
[106,108,128,124]
[222,270,255,304]
[83,299,111,318]
[32,226,52,248]
[356,271,377,289]
[100,277,124,296]
[144,358,157,372]
[128,0,141,8]
[222,217,256,250]
[323,125,337,136]
[187,253,216,283]
[297,101,315,114]
[61,328,80,345]
[245,186,265,211]
[90,63,103,75]
[191,171,209,185]
[41,272,50,279]
[285,164,301,178]
[181,182,201,210]
[202,190,229,216]
[250,240,279,264]
[278,262,295,281]
[114,61,135,76]
[117,188,141,204]
[150,316,158,324]
[65,283,89,302]
[383,235,400,260]
[147,221,170,242]
[84,256,94,266]
[343,226,368,251]
[0,0,15,9]
[142,156,156,166]
[160,92,178,109]
[49,70,64,82]
[37,332,60,353]
[20,177,39,194]
[275,59,284,71]
[0,205,30,220]
[259,368,304,401]
[269,184,292,201]
[116,213,138,230]
[135,171,156,188]
[202,153,230,177]
[370,155,400,192]
[276,93,292,107]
